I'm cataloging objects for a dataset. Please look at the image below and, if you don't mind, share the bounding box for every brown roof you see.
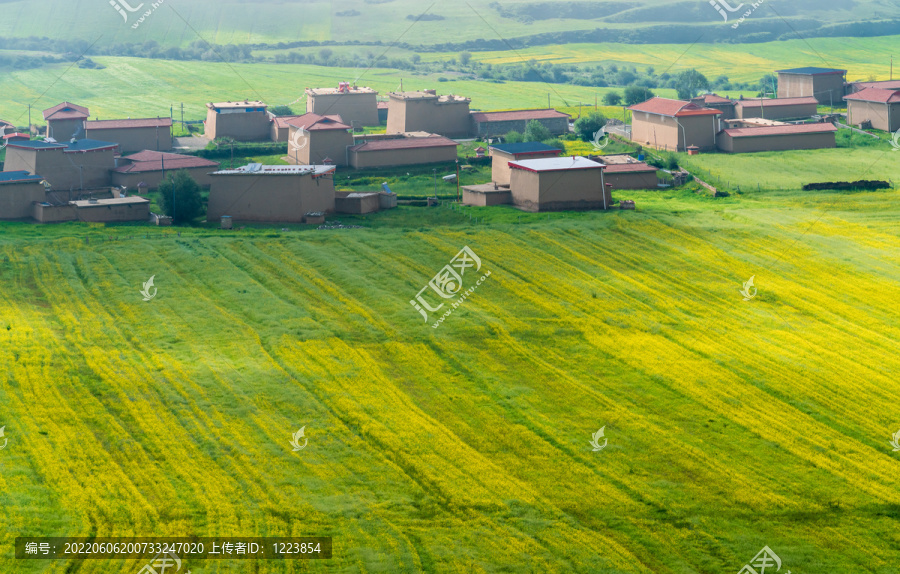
[376,102,389,109]
[270,115,303,129]
[736,97,819,108]
[843,87,900,104]
[43,102,90,121]
[284,113,351,131]
[113,150,219,173]
[349,135,458,152]
[602,162,657,173]
[470,108,570,123]
[853,80,900,91]
[723,123,837,138]
[628,97,721,117]
[697,94,733,104]
[86,118,173,129]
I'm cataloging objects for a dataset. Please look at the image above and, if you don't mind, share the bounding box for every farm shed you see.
[207,163,336,223]
[716,123,837,153]
[508,156,610,212]
[628,98,721,152]
[734,97,819,121]
[776,67,847,105]
[470,109,571,138]
[600,162,658,190]
[204,100,270,141]
[306,84,379,128]
[488,142,562,186]
[461,183,513,207]
[84,117,173,154]
[70,196,150,223]
[4,139,118,191]
[42,101,89,140]
[335,191,381,214]
[285,113,353,167]
[269,115,303,142]
[347,133,458,169]
[111,151,220,191]
[843,88,900,132]
[0,171,46,219]
[386,91,471,138]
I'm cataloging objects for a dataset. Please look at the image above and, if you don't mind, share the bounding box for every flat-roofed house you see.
[508,156,610,212]
[84,117,173,153]
[0,171,46,219]
[42,102,90,140]
[285,113,354,167]
[207,163,336,223]
[776,67,846,105]
[844,88,900,132]
[204,100,270,141]
[306,84,379,128]
[488,142,562,186]
[111,150,220,191]
[386,91,471,138]
[470,109,571,137]
[4,139,118,191]
[347,133,458,169]
[70,197,150,223]
[628,97,721,151]
[600,162,658,190]
[734,97,819,121]
[716,123,837,153]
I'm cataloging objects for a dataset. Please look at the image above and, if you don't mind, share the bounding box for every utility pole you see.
[455,160,460,203]
[181,103,185,134]
[27,104,31,136]
[547,93,551,109]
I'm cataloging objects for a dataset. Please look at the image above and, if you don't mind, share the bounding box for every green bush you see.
[158,170,204,223]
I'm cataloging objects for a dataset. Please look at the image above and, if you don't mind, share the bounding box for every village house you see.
[306,84,379,128]
[42,102,90,140]
[67,197,151,223]
[84,117,174,154]
[347,133,459,169]
[716,123,837,153]
[204,100,270,141]
[470,109,571,137]
[690,94,736,119]
[0,171,46,219]
[508,156,610,212]
[111,150,220,191]
[848,80,900,93]
[270,115,302,142]
[488,142,562,186]
[595,155,658,190]
[628,97,721,151]
[734,97,819,121]
[4,139,118,191]
[386,91,471,138]
[207,163,336,223]
[286,113,354,167]
[843,88,900,132]
[776,67,847,105]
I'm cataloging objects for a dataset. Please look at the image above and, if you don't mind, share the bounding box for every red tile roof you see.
[349,135,458,152]
[853,80,900,90]
[843,87,900,104]
[736,97,819,108]
[602,162,657,173]
[86,118,173,130]
[470,108,570,123]
[723,123,837,138]
[284,113,351,131]
[113,150,220,173]
[43,102,90,121]
[628,97,720,117]
[697,94,733,104]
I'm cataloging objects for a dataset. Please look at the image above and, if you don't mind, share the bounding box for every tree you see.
[268,105,294,117]
[603,91,623,106]
[504,130,524,144]
[158,170,203,223]
[459,51,472,66]
[574,112,607,142]
[673,69,710,100]
[524,119,552,142]
[624,86,654,106]
[758,74,778,97]
[318,48,333,62]
[410,53,421,64]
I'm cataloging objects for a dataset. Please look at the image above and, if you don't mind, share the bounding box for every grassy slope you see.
[2,186,900,573]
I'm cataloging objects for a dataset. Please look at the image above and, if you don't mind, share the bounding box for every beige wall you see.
[0,181,46,219]
[605,170,658,190]
[349,144,457,169]
[85,126,172,153]
[386,98,471,137]
[462,189,512,206]
[510,168,611,212]
[46,118,84,140]
[735,102,817,120]
[111,166,216,191]
[307,93,379,127]
[287,127,353,166]
[5,147,117,190]
[205,109,270,141]
[717,132,836,153]
[75,201,150,223]
[473,116,569,137]
[491,150,559,185]
[272,123,289,142]
[207,174,335,222]
[847,100,900,132]
[33,202,77,223]
[335,193,380,214]
[778,73,844,105]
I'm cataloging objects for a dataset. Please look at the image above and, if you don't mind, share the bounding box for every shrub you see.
[574,112,607,142]
[158,170,203,223]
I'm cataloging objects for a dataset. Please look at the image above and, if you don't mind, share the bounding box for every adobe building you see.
[4,139,118,191]
[270,115,302,142]
[0,171,46,219]
[470,109,571,137]
[386,91,471,138]
[734,97,818,121]
[207,163,336,223]
[69,197,150,223]
[306,84,379,128]
[42,102,90,140]
[286,113,353,167]
[347,133,458,169]
[628,98,721,151]
[690,94,736,120]
[776,67,847,105]
[111,150,220,191]
[843,88,900,132]
[508,156,610,212]
[488,142,562,186]
[461,184,513,207]
[204,101,270,141]
[84,118,173,153]
[596,155,658,190]
[716,123,837,153]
